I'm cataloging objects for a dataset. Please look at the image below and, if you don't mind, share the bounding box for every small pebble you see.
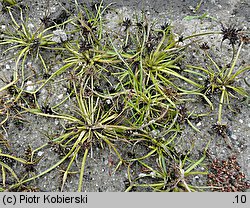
[5,64,10,70]
[231,134,237,140]
[239,119,243,124]
[26,81,35,91]
[196,122,202,127]
[28,23,34,29]
[37,151,44,157]
[52,29,67,43]
[106,99,111,105]
[138,173,147,177]
[51,7,56,12]
[151,129,160,137]
[58,94,64,99]
[150,172,156,178]
[242,26,247,31]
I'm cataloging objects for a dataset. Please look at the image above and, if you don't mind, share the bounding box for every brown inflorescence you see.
[207,156,250,192]
[221,24,242,46]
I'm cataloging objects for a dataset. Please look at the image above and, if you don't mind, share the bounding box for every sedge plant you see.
[125,140,210,192]
[0,143,42,191]
[10,72,135,191]
[187,40,249,125]
[0,6,71,94]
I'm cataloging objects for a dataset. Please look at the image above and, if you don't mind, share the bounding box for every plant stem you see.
[218,87,225,124]
[227,41,244,79]
[78,148,89,192]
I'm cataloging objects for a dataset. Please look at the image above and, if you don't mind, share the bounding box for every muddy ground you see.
[0,0,249,192]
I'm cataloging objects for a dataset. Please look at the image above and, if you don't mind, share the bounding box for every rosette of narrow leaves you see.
[125,141,209,192]
[0,7,71,88]
[11,73,134,191]
[0,147,38,191]
[187,41,249,124]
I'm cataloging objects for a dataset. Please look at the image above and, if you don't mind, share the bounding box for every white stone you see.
[5,64,10,70]
[51,7,56,12]
[151,129,160,137]
[52,29,67,43]
[106,99,111,105]
[132,131,139,135]
[26,81,35,91]
[28,23,34,29]
[239,119,243,124]
[196,122,202,127]
[138,173,147,177]
[58,94,64,99]
[150,172,156,178]
[231,134,237,140]
[37,151,44,157]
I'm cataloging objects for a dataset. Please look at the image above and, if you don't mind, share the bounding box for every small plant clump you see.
[207,156,250,192]
[0,0,249,192]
